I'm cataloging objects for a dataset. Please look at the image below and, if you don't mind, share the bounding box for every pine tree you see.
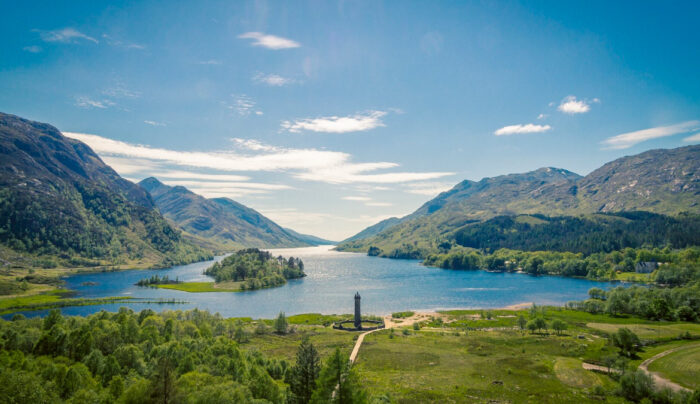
[274,311,288,335]
[287,337,321,404]
[311,348,367,404]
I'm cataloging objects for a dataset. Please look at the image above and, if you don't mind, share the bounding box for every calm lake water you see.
[11,246,616,319]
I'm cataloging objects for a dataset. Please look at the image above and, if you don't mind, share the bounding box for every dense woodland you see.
[205,249,305,290]
[424,245,699,280]
[0,308,365,403]
[0,187,212,269]
[453,212,700,254]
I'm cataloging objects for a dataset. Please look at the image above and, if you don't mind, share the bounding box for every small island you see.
[137,248,306,293]
[206,248,305,290]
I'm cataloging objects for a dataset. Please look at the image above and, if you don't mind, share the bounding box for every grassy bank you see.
[156,281,242,293]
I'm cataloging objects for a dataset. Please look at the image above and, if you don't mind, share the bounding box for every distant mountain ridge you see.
[0,112,210,267]
[139,177,324,248]
[283,227,336,245]
[338,145,700,255]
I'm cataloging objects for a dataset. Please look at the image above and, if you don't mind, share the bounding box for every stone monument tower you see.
[354,292,361,329]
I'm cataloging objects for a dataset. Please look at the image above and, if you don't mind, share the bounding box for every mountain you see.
[139,177,315,248]
[283,227,336,245]
[341,217,401,243]
[338,146,700,256]
[0,112,211,268]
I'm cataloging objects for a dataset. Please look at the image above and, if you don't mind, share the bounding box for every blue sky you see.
[2,1,699,240]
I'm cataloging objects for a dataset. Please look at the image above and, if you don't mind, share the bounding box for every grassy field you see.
[353,328,624,403]
[586,322,700,339]
[613,271,656,283]
[156,281,242,292]
[647,344,700,389]
[242,323,358,361]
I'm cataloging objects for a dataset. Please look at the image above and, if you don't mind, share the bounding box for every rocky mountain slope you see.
[0,112,210,268]
[139,177,316,248]
[338,145,700,255]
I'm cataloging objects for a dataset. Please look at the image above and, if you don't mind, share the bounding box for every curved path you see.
[638,344,697,392]
[349,312,438,363]
[582,344,697,392]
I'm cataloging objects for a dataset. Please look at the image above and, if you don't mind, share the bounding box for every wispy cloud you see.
[557,95,597,114]
[683,133,700,143]
[103,85,140,98]
[224,94,262,116]
[404,181,454,196]
[253,72,294,86]
[38,27,98,44]
[282,111,387,134]
[75,96,114,109]
[23,45,42,53]
[102,34,145,50]
[144,120,166,127]
[365,202,393,207]
[343,196,371,201]
[494,123,551,136]
[197,60,222,65]
[602,121,700,149]
[238,32,300,50]
[64,132,454,185]
[537,113,547,120]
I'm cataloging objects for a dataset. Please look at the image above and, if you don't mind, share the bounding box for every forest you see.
[204,249,306,291]
[0,308,365,403]
[453,212,700,255]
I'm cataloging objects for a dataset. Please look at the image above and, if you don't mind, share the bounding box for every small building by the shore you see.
[635,261,657,274]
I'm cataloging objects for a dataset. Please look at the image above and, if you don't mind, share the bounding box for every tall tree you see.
[275,312,288,335]
[311,348,367,404]
[287,337,321,404]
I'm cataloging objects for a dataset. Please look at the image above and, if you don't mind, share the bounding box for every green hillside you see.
[139,177,313,249]
[0,112,211,270]
[338,146,700,257]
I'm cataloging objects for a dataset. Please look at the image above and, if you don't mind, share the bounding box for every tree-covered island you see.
[203,248,305,291]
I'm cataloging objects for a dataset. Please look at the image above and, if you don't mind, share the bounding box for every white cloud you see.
[225,94,260,116]
[238,32,300,50]
[144,120,166,127]
[103,85,140,98]
[282,111,387,134]
[63,132,454,185]
[75,96,114,109]
[343,196,371,201]
[197,60,222,65]
[151,170,250,182]
[601,121,700,149]
[23,45,42,53]
[38,28,98,44]
[365,202,393,207]
[404,181,454,196]
[161,180,290,190]
[683,132,700,143]
[253,72,294,86]
[537,113,547,120]
[101,34,145,50]
[557,95,592,114]
[494,123,551,136]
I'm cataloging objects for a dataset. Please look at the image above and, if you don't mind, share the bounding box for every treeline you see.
[0,308,366,403]
[454,212,700,255]
[136,274,181,287]
[568,284,700,322]
[423,246,700,282]
[205,249,305,291]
